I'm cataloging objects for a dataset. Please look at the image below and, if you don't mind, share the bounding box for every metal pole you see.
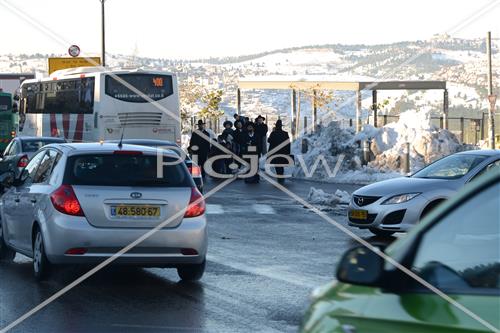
[372,90,378,127]
[404,142,411,174]
[355,90,362,133]
[291,89,297,140]
[312,89,317,132]
[236,88,241,115]
[100,0,106,67]
[487,31,495,149]
[296,90,301,137]
[481,112,486,140]
[443,88,449,130]
[460,117,465,143]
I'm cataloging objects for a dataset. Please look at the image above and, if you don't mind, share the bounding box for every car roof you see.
[456,149,500,157]
[43,142,179,157]
[106,139,178,146]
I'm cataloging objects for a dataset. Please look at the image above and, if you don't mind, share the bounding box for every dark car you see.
[106,139,204,193]
[0,136,66,179]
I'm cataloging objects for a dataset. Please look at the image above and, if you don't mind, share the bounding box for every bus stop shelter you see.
[237,78,448,138]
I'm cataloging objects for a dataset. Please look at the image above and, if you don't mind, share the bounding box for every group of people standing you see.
[188,113,291,184]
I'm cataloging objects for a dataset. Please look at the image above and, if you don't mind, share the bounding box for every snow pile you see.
[307,187,350,206]
[292,121,363,179]
[357,108,464,171]
[307,187,351,213]
[292,108,468,184]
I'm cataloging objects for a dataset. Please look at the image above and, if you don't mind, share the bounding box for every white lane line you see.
[251,204,276,214]
[206,204,224,214]
[207,254,328,289]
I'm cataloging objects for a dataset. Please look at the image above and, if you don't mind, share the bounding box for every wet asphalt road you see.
[0,178,395,333]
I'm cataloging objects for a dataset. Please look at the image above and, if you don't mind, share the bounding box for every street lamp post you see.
[100,0,106,67]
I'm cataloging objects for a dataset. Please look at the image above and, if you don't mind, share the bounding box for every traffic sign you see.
[68,45,81,57]
[48,57,101,75]
[488,94,497,109]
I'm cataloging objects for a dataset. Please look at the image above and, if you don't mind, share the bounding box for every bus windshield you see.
[105,74,173,103]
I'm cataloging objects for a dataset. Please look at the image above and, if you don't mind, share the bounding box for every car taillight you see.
[188,165,202,177]
[17,155,28,168]
[50,185,84,216]
[184,187,205,218]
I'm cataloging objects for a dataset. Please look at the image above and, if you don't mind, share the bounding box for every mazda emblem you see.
[130,192,142,199]
[356,197,364,205]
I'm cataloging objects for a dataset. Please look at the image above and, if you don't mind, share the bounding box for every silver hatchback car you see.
[0,143,207,281]
[348,149,500,237]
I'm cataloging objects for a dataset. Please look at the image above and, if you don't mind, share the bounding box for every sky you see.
[0,0,499,59]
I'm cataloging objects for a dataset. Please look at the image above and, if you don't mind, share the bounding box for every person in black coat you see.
[267,119,291,184]
[232,120,245,165]
[255,115,268,154]
[242,122,260,183]
[188,120,211,178]
[221,120,234,143]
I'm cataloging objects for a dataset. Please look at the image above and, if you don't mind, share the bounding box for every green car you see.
[302,171,500,333]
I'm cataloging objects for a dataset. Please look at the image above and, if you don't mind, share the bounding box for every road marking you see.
[207,254,328,289]
[206,204,224,214]
[206,204,277,215]
[251,204,276,214]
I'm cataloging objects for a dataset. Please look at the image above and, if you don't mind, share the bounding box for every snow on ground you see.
[293,108,470,185]
[307,187,350,213]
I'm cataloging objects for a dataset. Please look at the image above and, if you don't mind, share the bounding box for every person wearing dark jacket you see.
[255,115,268,154]
[188,120,211,178]
[242,122,260,183]
[267,119,291,184]
[221,120,234,143]
[232,120,245,165]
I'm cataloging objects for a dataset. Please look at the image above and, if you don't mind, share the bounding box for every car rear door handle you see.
[30,199,37,203]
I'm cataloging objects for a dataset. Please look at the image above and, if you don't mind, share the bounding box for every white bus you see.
[18,67,181,143]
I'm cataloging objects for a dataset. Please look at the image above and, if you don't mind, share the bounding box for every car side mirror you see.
[337,246,385,286]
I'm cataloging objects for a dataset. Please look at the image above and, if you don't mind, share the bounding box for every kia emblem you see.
[130,192,142,199]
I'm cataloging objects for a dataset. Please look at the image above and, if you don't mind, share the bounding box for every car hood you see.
[353,177,461,197]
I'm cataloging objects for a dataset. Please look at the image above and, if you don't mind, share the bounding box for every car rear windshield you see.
[64,154,193,187]
[22,139,64,152]
[412,154,488,180]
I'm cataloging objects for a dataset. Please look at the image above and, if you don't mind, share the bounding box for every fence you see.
[190,113,500,146]
[365,114,500,145]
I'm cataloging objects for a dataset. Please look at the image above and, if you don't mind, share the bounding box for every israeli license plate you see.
[349,209,368,220]
[111,205,160,217]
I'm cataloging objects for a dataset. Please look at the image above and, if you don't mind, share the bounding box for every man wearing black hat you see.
[242,122,261,183]
[255,115,268,155]
[267,119,291,184]
[188,120,211,178]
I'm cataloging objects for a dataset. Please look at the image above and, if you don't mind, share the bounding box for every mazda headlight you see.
[382,193,420,205]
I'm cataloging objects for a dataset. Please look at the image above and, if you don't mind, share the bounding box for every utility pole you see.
[100,0,106,67]
[487,31,496,149]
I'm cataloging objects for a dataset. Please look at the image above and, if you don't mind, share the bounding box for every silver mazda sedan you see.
[348,149,500,237]
[0,143,207,281]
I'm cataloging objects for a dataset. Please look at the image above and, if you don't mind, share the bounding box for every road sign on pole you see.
[48,57,101,75]
[68,45,81,57]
